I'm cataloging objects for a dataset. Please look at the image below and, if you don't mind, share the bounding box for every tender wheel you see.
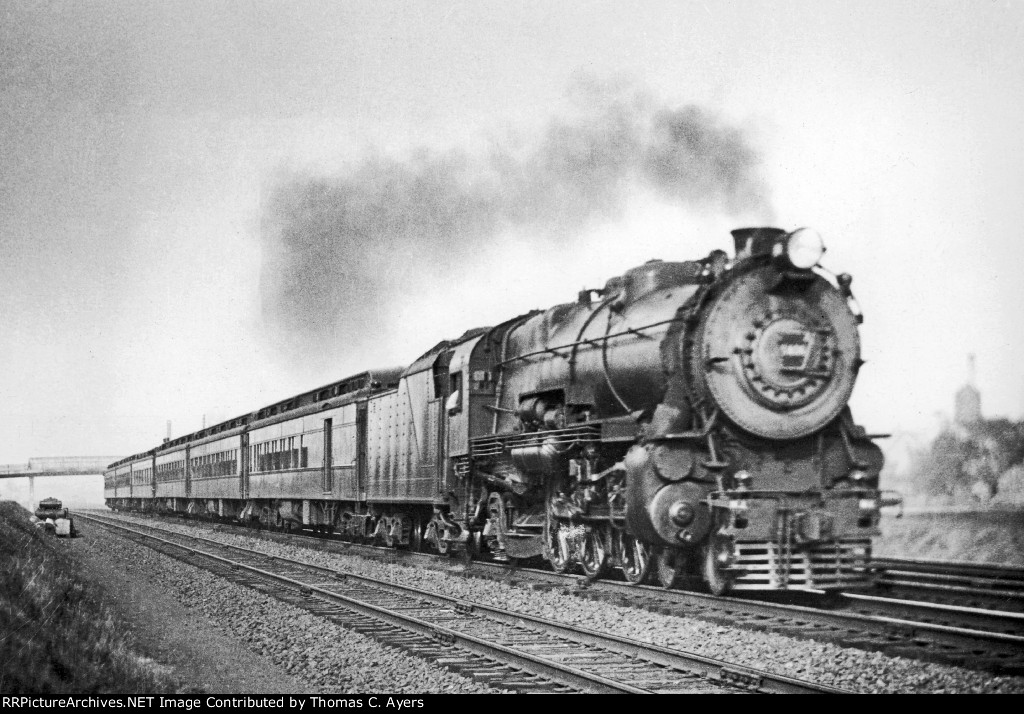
[425,521,447,554]
[655,547,683,589]
[616,531,652,585]
[372,517,388,545]
[703,536,736,596]
[579,526,609,579]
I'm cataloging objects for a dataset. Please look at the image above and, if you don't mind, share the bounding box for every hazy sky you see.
[2,0,1023,487]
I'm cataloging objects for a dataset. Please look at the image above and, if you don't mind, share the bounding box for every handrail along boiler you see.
[105,226,888,594]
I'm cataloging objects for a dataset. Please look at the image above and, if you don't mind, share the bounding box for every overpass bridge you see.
[0,457,121,504]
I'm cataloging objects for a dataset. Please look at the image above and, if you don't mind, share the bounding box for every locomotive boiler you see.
[106,226,887,595]
[469,226,884,593]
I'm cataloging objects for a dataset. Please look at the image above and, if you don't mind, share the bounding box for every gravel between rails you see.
[85,521,503,694]
[103,514,1024,694]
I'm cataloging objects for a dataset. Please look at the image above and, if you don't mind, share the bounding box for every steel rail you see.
[513,566,1024,647]
[83,515,630,693]
[875,577,1024,601]
[81,513,845,694]
[457,555,1024,648]
[526,570,1024,673]
[870,557,1024,607]
[840,591,1024,624]
[88,510,1024,673]
[874,557,1024,578]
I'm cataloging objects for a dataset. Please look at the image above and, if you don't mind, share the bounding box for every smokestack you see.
[731,227,786,259]
[164,420,171,444]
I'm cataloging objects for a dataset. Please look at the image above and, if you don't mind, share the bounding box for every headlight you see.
[777,227,825,269]
[858,498,878,511]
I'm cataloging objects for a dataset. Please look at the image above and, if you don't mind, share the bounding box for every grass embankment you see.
[876,508,1024,566]
[0,501,179,693]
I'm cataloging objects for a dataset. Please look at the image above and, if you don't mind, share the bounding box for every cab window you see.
[446,372,462,415]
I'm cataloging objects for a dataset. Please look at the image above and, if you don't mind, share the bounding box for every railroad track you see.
[872,557,1024,612]
[90,511,1024,675]
[462,562,1024,675]
[79,513,842,694]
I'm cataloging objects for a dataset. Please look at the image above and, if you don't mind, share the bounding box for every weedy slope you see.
[0,501,179,693]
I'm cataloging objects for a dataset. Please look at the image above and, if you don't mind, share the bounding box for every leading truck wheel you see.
[655,547,683,589]
[616,531,653,585]
[703,536,736,596]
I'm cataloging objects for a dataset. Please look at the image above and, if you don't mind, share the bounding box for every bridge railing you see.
[27,456,121,472]
[0,457,122,477]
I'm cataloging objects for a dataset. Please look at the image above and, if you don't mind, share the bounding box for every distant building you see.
[954,354,982,429]
[955,384,982,427]
[898,355,1024,504]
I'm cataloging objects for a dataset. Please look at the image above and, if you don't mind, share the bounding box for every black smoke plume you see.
[259,79,772,370]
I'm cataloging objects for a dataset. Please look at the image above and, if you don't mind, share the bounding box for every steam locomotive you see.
[106,226,888,594]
